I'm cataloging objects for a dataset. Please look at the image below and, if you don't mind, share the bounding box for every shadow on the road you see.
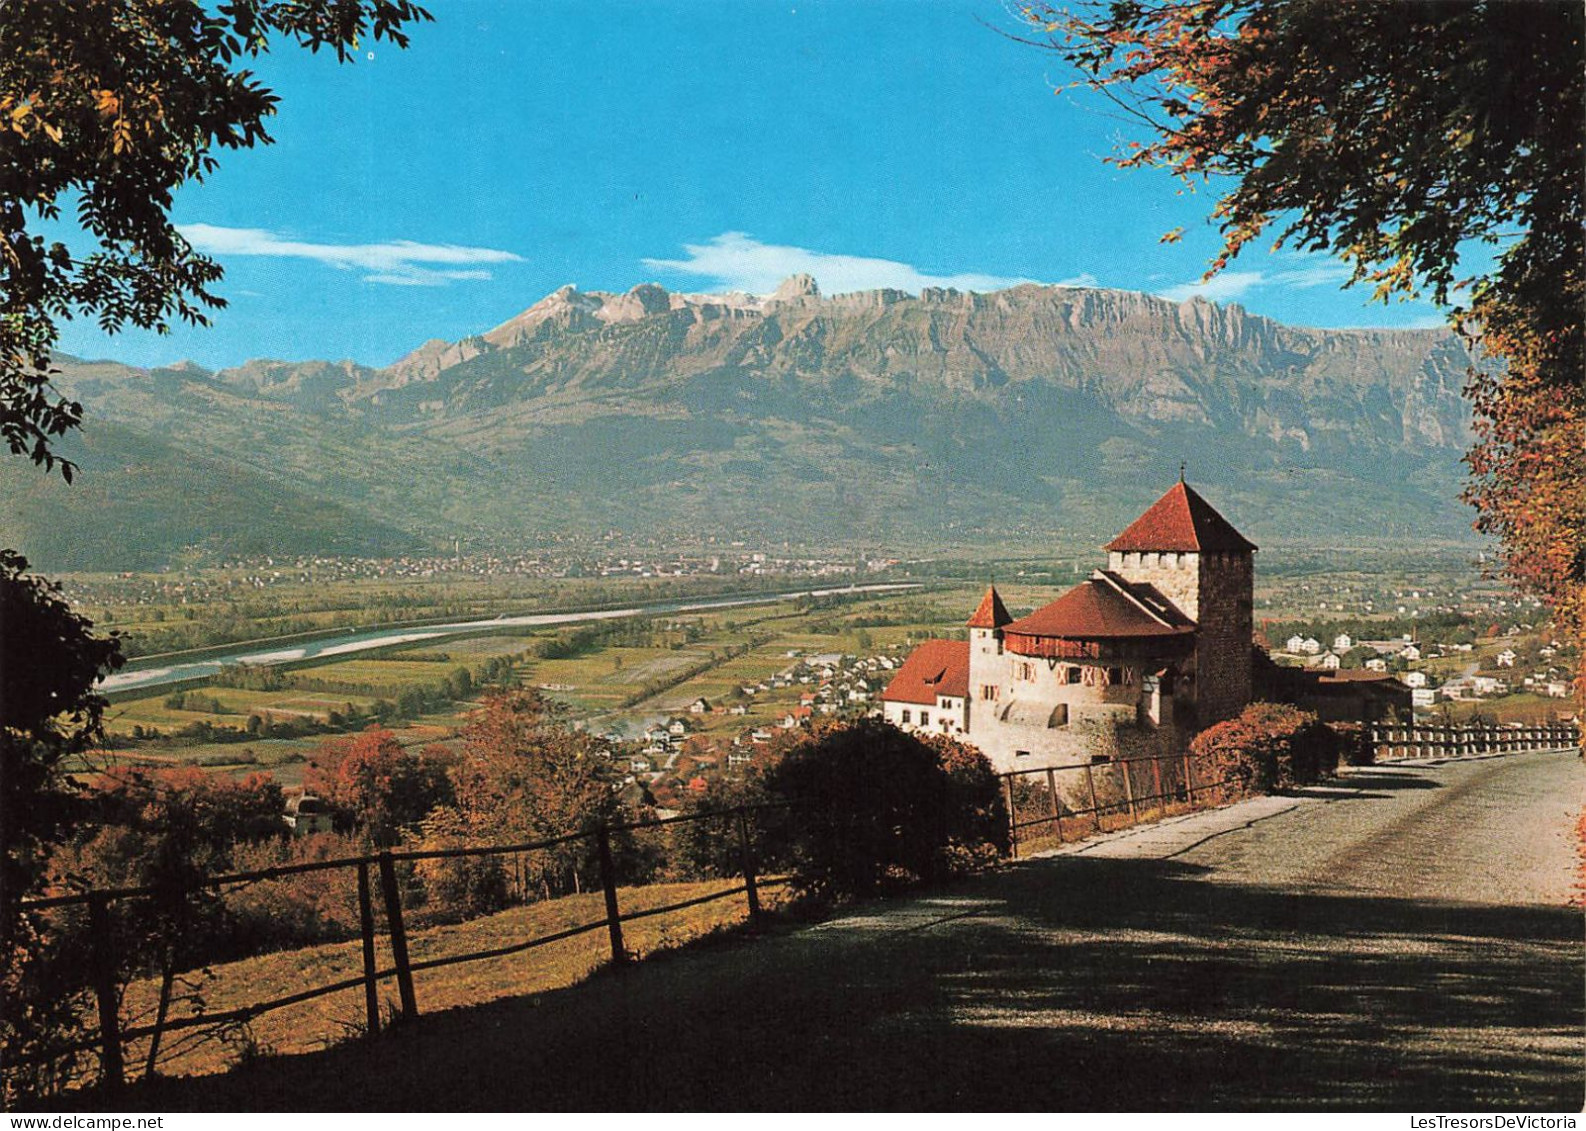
[1335,771,1443,791]
[114,854,1583,1114]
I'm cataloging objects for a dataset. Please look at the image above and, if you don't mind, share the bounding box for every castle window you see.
[1015,749,1031,759]
[920,711,930,727]
[1107,667,1123,684]
[1064,666,1081,684]
[979,684,999,701]
[901,709,911,724]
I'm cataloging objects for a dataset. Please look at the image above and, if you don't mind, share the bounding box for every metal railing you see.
[999,750,1236,857]
[10,803,788,1092]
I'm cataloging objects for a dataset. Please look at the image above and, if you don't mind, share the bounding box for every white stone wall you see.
[964,638,1166,772]
[882,696,967,737]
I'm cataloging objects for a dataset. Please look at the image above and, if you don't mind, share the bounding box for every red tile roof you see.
[966,585,1012,629]
[881,639,970,705]
[1003,573,1197,643]
[1104,481,1257,554]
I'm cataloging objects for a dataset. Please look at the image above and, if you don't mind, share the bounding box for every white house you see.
[1333,633,1353,652]
[1403,671,1428,689]
[1411,687,1437,709]
[1496,649,1517,668]
[284,794,334,837]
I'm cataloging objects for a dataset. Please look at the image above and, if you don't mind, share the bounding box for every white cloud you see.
[1394,313,1454,330]
[1270,261,1353,289]
[643,232,1051,296]
[1158,252,1356,304]
[1157,271,1266,304]
[178,223,522,286]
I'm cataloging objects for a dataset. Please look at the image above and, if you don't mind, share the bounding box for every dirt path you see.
[119,749,1583,1112]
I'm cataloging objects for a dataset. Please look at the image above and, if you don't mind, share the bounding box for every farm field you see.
[1437,692,1572,725]
[94,585,986,776]
[70,570,815,661]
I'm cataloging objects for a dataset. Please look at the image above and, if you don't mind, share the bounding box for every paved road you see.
[135,749,1583,1111]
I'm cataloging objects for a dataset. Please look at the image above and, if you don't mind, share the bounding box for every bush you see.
[409,810,511,920]
[667,776,778,881]
[1191,702,1341,794]
[224,834,364,953]
[763,719,1009,899]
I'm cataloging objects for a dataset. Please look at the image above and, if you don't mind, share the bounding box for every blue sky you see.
[55,0,1451,370]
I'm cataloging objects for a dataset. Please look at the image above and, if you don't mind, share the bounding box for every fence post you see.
[1183,752,1196,803]
[1004,775,1019,859]
[596,825,628,965]
[1084,763,1102,832]
[357,861,381,1039]
[87,893,124,1093]
[736,809,763,928]
[377,850,418,1019]
[1150,754,1165,816]
[1045,767,1063,843]
[1119,760,1138,824]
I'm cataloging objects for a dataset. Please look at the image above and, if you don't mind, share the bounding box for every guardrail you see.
[1368,721,1576,762]
[10,803,788,1093]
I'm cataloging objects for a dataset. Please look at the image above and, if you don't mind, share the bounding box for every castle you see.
[880,480,1256,773]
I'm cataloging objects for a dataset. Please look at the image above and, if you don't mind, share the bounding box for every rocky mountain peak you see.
[769,273,821,304]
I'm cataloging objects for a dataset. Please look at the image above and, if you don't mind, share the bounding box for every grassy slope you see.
[122,879,779,1081]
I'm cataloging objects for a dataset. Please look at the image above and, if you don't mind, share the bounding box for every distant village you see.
[1269,629,1572,707]
[601,648,900,811]
[61,548,899,610]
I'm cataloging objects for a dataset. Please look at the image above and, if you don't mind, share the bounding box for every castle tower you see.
[1104,481,1256,725]
[965,585,1012,729]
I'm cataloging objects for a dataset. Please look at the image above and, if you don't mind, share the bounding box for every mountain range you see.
[1,277,1479,571]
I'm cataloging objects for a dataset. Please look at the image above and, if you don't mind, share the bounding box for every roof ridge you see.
[1092,569,1177,627]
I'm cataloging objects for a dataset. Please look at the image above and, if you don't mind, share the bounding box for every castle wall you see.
[1194,551,1254,724]
[1107,550,1200,619]
[964,645,1177,773]
[1108,548,1254,727]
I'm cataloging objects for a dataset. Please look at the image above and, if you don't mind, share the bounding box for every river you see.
[99,583,923,694]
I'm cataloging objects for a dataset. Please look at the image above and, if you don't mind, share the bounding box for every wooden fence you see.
[999,750,1237,858]
[1368,721,1577,762]
[9,803,785,1094]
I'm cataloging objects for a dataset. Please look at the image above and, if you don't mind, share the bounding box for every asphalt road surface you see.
[133,748,1583,1112]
